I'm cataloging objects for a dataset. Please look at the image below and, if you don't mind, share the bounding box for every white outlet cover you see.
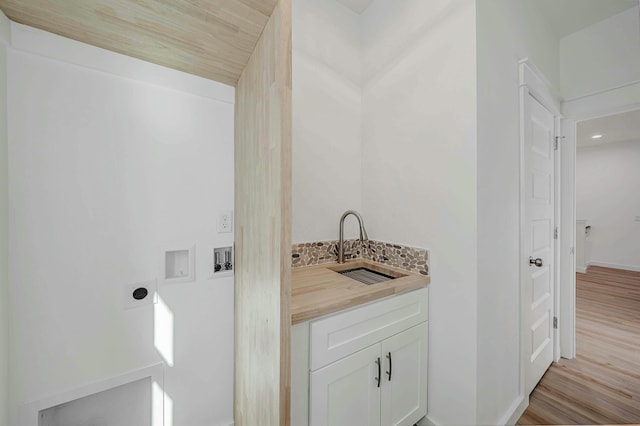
[217,210,233,233]
[123,280,158,310]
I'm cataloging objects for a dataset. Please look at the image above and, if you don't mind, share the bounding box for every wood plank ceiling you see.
[0,0,279,86]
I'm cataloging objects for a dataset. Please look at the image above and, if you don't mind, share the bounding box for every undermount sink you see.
[328,261,407,285]
[337,267,395,285]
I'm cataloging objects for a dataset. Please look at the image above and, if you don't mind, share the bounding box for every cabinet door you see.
[380,323,428,426]
[310,344,381,426]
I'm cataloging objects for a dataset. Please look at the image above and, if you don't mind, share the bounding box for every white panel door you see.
[524,93,555,394]
[380,323,428,426]
[310,344,381,426]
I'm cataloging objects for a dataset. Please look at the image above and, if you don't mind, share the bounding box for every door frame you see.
[559,82,640,360]
[518,60,562,399]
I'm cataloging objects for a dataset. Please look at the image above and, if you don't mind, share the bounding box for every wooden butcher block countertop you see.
[291,259,430,324]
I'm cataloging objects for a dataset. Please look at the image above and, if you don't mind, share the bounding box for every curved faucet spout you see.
[338,210,369,264]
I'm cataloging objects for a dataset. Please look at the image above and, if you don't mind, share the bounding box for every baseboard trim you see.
[418,395,528,426]
[576,266,587,273]
[418,413,441,426]
[502,395,528,425]
[588,261,640,272]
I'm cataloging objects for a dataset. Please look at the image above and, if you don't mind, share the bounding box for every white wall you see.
[292,0,362,243]
[361,1,478,424]
[0,9,10,426]
[576,140,640,271]
[560,6,640,101]
[518,0,562,91]
[8,24,234,426]
[476,1,560,423]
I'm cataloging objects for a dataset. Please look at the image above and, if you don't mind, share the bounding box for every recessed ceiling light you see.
[591,134,603,139]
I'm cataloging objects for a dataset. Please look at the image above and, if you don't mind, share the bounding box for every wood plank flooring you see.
[518,266,640,425]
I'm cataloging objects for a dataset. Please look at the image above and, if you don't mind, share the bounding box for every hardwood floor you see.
[518,266,640,425]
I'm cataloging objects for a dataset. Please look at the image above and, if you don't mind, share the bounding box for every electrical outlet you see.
[217,210,233,233]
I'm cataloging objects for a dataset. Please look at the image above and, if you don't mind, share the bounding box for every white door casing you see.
[523,92,556,395]
[553,114,562,363]
[560,92,640,360]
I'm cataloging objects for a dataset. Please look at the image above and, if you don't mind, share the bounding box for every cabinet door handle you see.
[386,352,392,381]
[375,357,381,388]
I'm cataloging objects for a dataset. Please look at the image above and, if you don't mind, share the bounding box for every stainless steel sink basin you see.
[328,261,408,285]
[337,267,395,285]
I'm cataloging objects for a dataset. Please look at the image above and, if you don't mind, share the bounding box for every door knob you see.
[529,257,543,267]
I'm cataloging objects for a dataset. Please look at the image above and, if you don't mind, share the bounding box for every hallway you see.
[518,266,640,424]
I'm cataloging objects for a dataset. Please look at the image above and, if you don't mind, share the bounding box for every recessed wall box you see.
[211,246,233,279]
[163,246,195,283]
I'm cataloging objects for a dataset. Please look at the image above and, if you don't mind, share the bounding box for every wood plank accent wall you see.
[234,0,291,424]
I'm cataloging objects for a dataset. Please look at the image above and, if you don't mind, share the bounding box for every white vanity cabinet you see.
[292,287,428,426]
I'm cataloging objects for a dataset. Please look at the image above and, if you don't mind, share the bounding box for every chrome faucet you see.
[338,210,369,264]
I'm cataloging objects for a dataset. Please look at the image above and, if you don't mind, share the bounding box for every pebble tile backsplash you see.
[291,239,429,275]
